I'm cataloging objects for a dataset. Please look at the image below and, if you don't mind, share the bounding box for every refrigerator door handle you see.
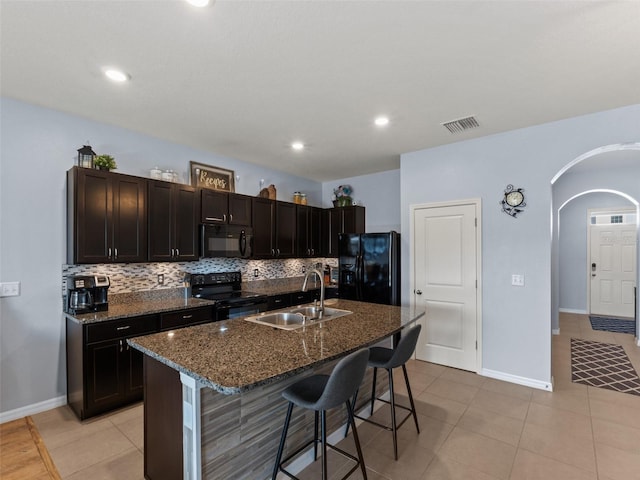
[356,254,364,300]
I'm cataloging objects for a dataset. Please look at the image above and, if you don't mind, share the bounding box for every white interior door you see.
[590,223,637,318]
[413,201,479,372]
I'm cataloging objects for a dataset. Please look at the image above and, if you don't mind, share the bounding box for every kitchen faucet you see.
[302,268,324,315]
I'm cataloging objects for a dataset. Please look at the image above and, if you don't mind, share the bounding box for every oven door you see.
[216,299,268,320]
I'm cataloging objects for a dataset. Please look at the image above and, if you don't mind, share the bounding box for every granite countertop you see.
[66,289,215,324]
[66,277,336,325]
[244,276,337,295]
[128,299,425,395]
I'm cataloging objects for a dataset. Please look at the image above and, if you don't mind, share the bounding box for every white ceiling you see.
[1,0,639,181]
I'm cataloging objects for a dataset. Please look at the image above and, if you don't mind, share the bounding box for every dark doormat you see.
[589,315,636,335]
[571,338,640,396]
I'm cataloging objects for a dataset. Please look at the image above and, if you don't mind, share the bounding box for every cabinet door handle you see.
[175,248,180,257]
[114,248,118,259]
[271,248,275,256]
[205,217,224,222]
[274,299,282,304]
[182,314,193,319]
[229,214,233,222]
[119,339,123,353]
[108,247,112,259]
[311,249,314,256]
[277,248,281,256]
[116,325,131,331]
[223,214,227,222]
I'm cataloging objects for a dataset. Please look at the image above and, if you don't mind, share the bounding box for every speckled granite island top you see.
[128,299,424,395]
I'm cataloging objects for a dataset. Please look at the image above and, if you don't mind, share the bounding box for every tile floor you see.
[30,312,640,479]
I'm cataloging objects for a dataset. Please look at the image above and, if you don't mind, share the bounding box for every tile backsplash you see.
[63,257,338,295]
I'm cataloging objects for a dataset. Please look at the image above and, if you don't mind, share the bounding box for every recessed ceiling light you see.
[291,142,305,151]
[185,0,210,7]
[104,69,130,83]
[374,116,390,127]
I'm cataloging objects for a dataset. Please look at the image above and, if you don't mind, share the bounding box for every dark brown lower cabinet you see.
[66,315,158,420]
[144,356,183,480]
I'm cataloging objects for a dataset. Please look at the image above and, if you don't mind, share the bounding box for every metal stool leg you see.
[321,410,328,480]
[344,386,359,438]
[370,367,378,415]
[387,368,399,460]
[346,399,368,479]
[314,410,319,460]
[402,364,420,433]
[272,402,294,480]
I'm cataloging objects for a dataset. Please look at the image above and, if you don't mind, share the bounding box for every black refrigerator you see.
[338,231,401,306]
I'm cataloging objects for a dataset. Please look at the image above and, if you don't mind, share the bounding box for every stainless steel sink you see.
[244,312,306,330]
[288,306,350,320]
[244,305,352,330]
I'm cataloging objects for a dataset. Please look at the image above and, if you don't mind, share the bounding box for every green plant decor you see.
[94,154,117,171]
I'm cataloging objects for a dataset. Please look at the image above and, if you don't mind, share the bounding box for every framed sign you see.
[190,161,235,192]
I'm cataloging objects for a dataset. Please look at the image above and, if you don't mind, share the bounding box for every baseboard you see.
[559,308,588,314]
[552,328,560,335]
[0,395,67,424]
[482,369,552,392]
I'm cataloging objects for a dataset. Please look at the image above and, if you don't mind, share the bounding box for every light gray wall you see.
[558,192,635,313]
[321,169,401,232]
[400,104,640,387]
[0,97,322,417]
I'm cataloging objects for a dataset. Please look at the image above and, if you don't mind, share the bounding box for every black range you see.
[188,271,268,320]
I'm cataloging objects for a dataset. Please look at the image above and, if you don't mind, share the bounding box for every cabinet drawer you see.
[267,294,291,311]
[160,307,213,331]
[290,290,318,306]
[86,315,158,344]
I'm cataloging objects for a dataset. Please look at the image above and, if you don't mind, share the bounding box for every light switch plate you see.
[0,282,21,297]
[511,274,525,287]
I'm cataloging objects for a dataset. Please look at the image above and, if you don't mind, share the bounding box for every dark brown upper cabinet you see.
[252,198,296,259]
[296,205,323,257]
[325,205,365,257]
[200,189,252,226]
[67,167,147,264]
[148,181,198,262]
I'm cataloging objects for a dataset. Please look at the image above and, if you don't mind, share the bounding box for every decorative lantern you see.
[77,144,96,168]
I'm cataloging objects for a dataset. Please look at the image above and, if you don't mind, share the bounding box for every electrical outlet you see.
[157,274,164,285]
[511,274,525,287]
[0,282,20,297]
[253,269,259,278]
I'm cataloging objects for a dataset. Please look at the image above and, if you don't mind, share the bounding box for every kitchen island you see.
[128,299,424,480]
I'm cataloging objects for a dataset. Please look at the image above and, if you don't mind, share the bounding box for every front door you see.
[412,201,480,372]
[590,221,637,318]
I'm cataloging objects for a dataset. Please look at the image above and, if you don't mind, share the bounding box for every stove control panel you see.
[188,271,242,287]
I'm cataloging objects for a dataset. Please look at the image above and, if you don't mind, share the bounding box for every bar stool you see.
[348,324,422,460]
[272,348,369,480]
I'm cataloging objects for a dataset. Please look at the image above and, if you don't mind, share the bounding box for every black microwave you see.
[200,224,252,258]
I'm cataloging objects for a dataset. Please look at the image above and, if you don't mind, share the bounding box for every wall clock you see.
[501,184,526,217]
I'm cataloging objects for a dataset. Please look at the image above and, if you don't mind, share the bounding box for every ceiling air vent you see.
[442,116,479,134]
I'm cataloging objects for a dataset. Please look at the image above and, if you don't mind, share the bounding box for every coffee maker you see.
[66,275,110,314]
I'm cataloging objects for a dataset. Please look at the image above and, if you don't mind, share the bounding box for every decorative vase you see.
[337,196,352,207]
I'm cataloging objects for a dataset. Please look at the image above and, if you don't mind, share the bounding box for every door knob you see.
[415,289,422,295]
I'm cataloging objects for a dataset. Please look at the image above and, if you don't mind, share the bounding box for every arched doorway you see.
[550,143,640,390]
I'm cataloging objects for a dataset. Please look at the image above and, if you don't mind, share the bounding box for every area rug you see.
[589,315,636,335]
[571,338,640,396]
